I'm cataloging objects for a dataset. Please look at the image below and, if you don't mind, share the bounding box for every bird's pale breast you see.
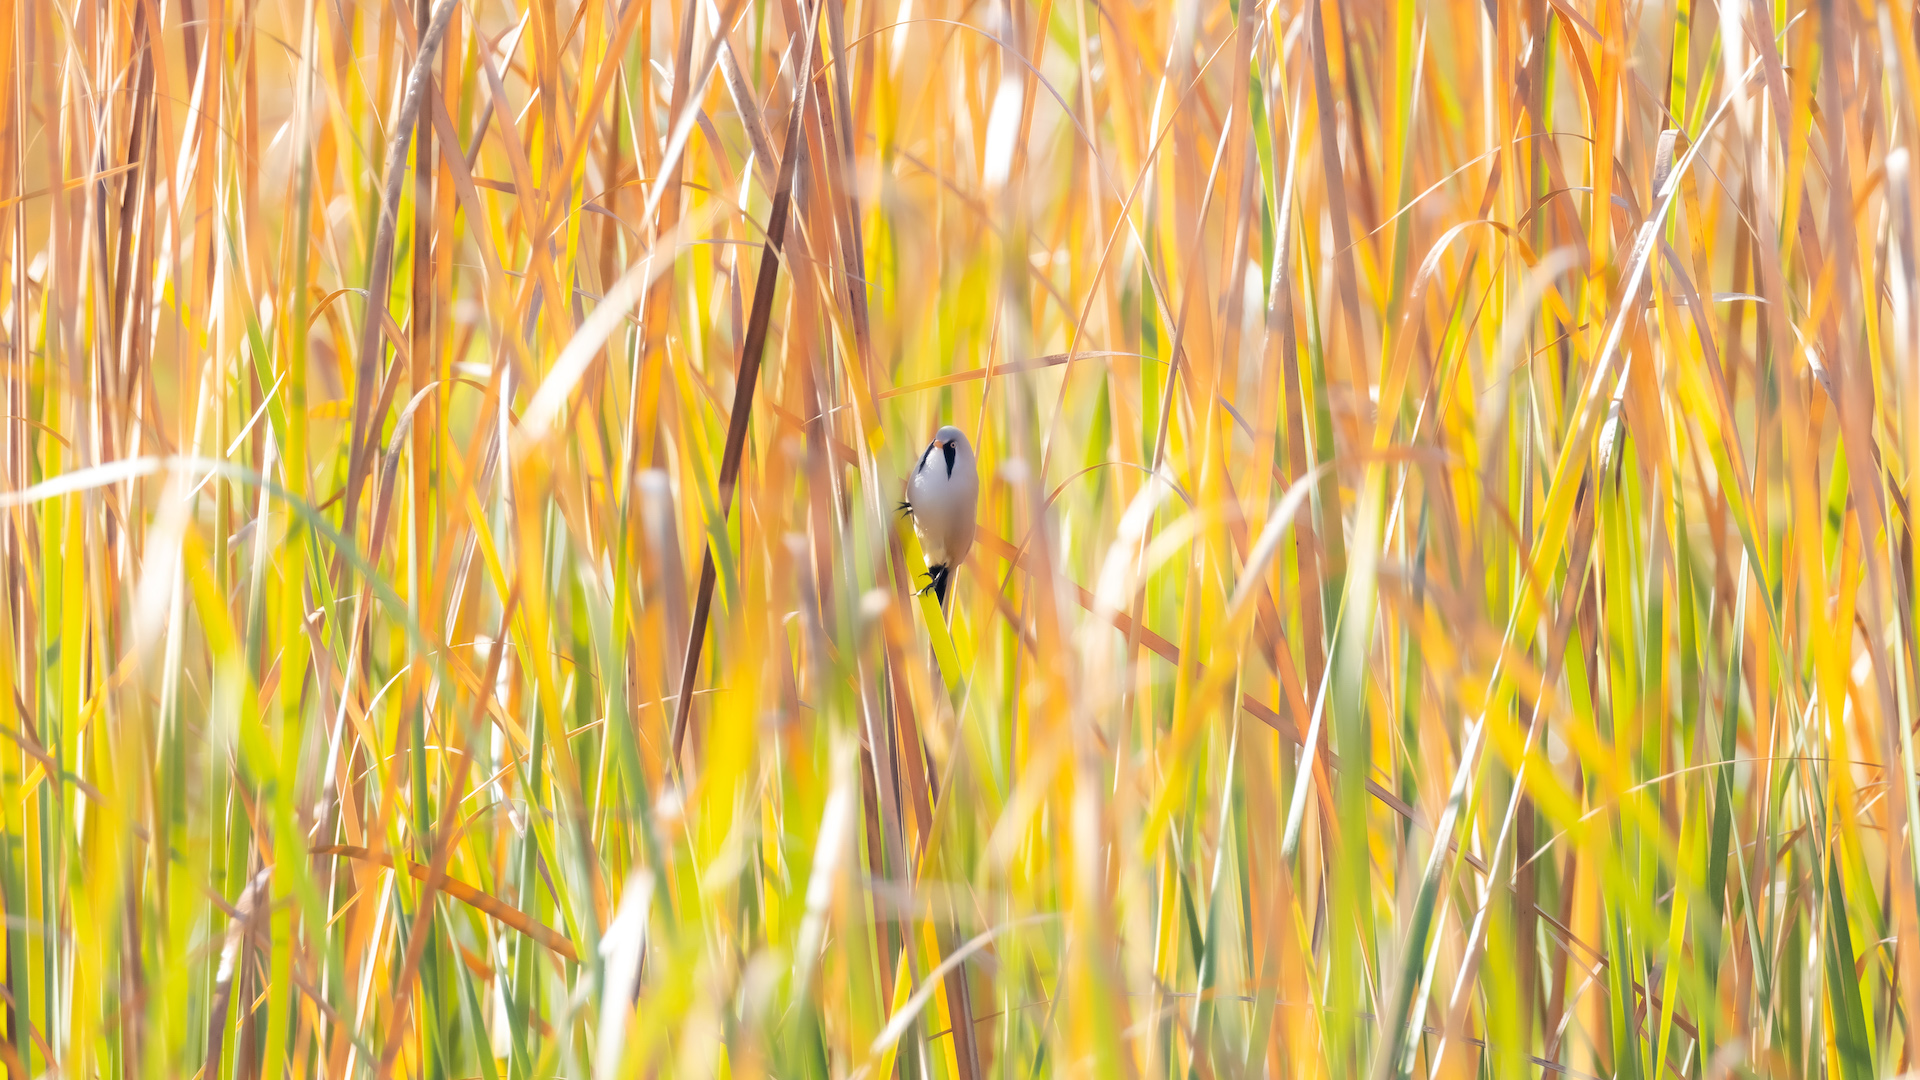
[908,462,976,565]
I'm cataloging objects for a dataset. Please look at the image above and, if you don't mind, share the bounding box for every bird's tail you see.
[925,563,951,605]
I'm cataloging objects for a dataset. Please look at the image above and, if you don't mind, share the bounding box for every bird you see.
[898,426,978,606]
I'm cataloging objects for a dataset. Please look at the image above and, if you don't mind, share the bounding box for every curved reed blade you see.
[669,0,821,770]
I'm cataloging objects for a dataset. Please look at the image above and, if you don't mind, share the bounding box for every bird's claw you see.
[915,564,952,604]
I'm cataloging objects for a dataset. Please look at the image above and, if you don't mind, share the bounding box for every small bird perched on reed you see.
[899,426,978,605]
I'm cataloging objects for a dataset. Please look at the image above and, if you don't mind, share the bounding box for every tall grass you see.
[2,0,1917,1075]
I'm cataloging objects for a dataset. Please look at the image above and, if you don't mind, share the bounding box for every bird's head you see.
[917,425,975,482]
[932,426,972,456]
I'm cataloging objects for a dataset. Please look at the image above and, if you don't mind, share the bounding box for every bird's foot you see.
[916,564,952,604]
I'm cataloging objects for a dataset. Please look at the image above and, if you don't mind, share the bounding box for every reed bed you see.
[1,0,1915,1075]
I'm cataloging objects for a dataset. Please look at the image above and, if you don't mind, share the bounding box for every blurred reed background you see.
[2,0,1917,1075]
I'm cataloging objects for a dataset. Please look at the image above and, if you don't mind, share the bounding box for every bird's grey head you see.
[933,426,971,454]
[920,426,973,479]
